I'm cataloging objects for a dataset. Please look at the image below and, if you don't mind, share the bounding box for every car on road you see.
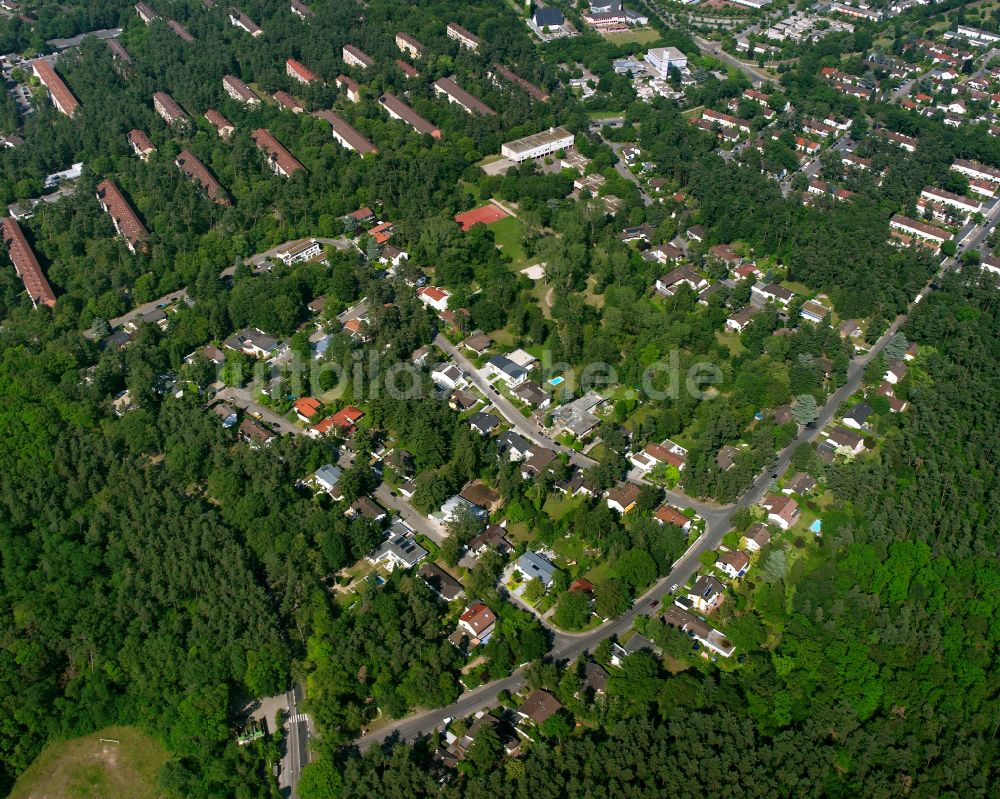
[669,583,678,594]
[389,491,397,498]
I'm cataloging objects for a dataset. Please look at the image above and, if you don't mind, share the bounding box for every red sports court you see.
[453,203,509,231]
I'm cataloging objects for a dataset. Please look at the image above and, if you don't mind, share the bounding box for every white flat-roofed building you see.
[276,239,322,265]
[501,126,574,162]
[645,46,687,77]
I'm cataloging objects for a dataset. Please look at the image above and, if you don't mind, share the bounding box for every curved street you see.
[356,304,911,751]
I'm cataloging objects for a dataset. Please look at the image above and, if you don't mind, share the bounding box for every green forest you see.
[305,274,1000,798]
[0,0,997,797]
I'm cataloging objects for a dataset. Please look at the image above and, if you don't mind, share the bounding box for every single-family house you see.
[497,430,532,461]
[687,575,726,614]
[763,493,800,530]
[517,690,561,727]
[510,381,550,409]
[606,482,641,514]
[842,402,873,430]
[457,602,497,643]
[516,551,557,588]
[314,463,344,498]
[368,529,427,571]
[469,411,500,435]
[715,551,750,580]
[418,285,450,311]
[461,330,492,355]
[743,522,771,552]
[432,363,467,390]
[826,426,865,455]
[610,634,655,667]
[418,562,466,602]
[483,355,528,388]
[654,505,691,531]
[782,472,816,495]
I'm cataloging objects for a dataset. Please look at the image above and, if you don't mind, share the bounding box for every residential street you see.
[354,244,962,751]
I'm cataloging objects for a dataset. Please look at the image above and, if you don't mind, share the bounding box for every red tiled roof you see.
[331,405,364,429]
[175,149,228,204]
[2,218,56,308]
[655,505,689,527]
[419,285,448,303]
[286,57,320,84]
[294,397,322,418]
[128,129,155,153]
[251,128,305,176]
[95,179,149,251]
[31,59,79,116]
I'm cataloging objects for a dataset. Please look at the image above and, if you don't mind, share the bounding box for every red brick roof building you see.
[175,149,228,205]
[153,91,188,127]
[251,129,305,177]
[491,64,549,102]
[2,218,56,308]
[204,109,234,139]
[127,129,156,160]
[31,59,79,117]
[95,179,149,253]
[286,58,320,84]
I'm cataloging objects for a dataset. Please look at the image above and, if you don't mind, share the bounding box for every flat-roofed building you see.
[501,126,574,162]
[433,77,496,116]
[313,109,377,155]
[31,59,79,117]
[379,93,441,138]
[251,128,305,177]
[175,149,228,204]
[645,46,687,77]
[2,218,56,308]
[276,239,322,265]
[95,179,149,253]
[223,75,259,106]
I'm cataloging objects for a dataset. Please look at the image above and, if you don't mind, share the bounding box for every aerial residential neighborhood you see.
[0,2,996,799]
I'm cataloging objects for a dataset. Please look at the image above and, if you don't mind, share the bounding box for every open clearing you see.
[9,725,169,799]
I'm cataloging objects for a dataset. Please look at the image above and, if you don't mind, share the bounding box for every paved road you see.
[281,684,309,799]
[604,140,653,206]
[780,135,853,197]
[435,334,586,460]
[692,35,772,86]
[354,223,987,751]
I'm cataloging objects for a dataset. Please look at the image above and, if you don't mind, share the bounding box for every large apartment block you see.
[343,44,374,70]
[96,179,150,253]
[313,110,377,156]
[447,22,480,50]
[223,75,260,106]
[2,218,56,308]
[251,129,305,177]
[31,59,79,117]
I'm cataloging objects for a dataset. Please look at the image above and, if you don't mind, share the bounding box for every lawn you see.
[489,215,529,269]
[715,330,745,357]
[9,726,169,799]
[543,492,584,521]
[601,28,661,45]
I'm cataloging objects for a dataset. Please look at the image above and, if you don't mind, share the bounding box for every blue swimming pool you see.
[810,519,822,534]
[548,376,564,386]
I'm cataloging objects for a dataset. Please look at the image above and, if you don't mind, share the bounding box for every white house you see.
[417,285,450,311]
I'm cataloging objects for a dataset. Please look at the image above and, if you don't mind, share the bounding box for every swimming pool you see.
[810,519,822,534]
[548,376,564,386]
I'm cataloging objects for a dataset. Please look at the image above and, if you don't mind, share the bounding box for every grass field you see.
[601,28,661,45]
[489,215,529,268]
[9,726,169,799]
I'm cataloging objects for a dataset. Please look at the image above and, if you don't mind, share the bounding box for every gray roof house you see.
[314,463,343,495]
[368,528,427,571]
[516,551,557,588]
[484,355,528,388]
[469,411,501,435]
